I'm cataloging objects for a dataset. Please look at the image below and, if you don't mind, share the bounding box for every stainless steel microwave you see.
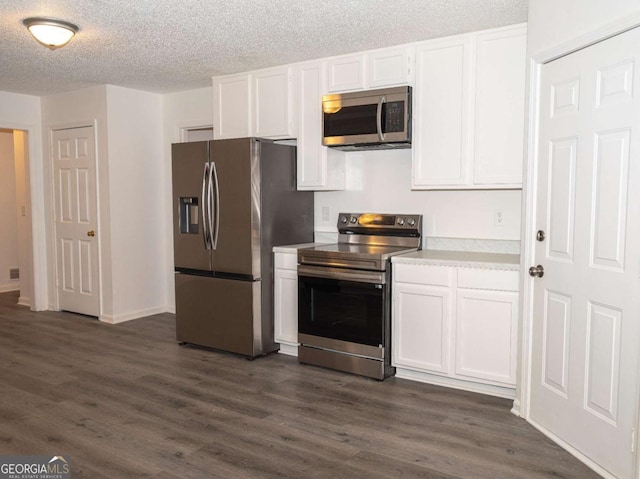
[322,86,411,151]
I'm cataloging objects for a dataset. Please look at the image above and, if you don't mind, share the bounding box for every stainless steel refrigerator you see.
[171,138,313,357]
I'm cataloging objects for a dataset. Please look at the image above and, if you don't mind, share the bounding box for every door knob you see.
[528,265,544,278]
[87,230,95,237]
[536,230,546,241]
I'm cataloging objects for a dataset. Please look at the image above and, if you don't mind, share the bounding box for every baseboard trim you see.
[0,282,20,293]
[395,367,516,399]
[99,306,168,324]
[510,398,522,417]
[276,342,298,357]
[17,296,31,308]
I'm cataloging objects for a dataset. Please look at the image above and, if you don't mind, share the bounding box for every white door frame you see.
[48,120,102,317]
[518,13,640,478]
[0,120,46,312]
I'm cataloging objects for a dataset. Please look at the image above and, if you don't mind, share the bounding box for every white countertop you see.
[392,250,520,270]
[273,242,329,253]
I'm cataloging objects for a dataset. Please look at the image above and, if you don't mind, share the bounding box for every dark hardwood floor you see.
[0,291,600,478]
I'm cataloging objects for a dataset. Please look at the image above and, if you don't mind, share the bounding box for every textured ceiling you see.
[0,0,528,97]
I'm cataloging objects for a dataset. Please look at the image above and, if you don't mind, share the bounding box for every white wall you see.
[162,87,213,312]
[0,91,44,310]
[528,0,640,55]
[41,85,166,322]
[0,130,19,292]
[105,85,165,320]
[315,149,522,240]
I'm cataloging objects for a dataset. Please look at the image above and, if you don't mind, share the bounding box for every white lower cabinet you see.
[273,252,299,356]
[392,263,519,398]
[455,288,518,384]
[394,282,452,374]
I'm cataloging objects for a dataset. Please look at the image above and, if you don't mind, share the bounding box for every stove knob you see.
[340,215,348,224]
[350,216,358,224]
[397,217,405,226]
[407,218,416,226]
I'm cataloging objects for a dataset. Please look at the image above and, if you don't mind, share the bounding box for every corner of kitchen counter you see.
[273,243,330,254]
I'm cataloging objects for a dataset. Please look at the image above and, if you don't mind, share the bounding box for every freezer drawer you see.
[175,272,263,357]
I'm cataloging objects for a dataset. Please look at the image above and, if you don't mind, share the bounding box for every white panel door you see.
[52,126,99,317]
[530,27,640,479]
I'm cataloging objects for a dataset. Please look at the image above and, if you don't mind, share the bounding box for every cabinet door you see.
[274,266,299,345]
[472,24,527,186]
[455,288,518,385]
[393,282,453,374]
[327,54,367,92]
[297,61,345,190]
[412,37,471,188]
[212,74,252,139]
[368,46,412,88]
[253,67,296,138]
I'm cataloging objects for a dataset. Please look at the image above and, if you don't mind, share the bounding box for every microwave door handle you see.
[201,162,211,249]
[376,95,386,142]
[210,161,220,250]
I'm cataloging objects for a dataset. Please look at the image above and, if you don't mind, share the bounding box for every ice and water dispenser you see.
[179,197,199,234]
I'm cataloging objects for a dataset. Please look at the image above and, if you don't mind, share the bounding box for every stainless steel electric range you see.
[297,212,422,380]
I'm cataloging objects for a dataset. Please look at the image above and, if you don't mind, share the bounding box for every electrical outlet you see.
[322,206,331,222]
[494,210,504,226]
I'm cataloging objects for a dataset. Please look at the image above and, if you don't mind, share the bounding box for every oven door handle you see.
[297,265,386,285]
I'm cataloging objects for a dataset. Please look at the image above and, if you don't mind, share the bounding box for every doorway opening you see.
[0,128,33,308]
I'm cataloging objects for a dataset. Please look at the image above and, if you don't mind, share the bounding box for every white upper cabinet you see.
[297,60,345,191]
[472,25,527,186]
[412,23,527,190]
[253,66,297,139]
[213,66,296,140]
[326,47,413,93]
[327,54,367,92]
[212,74,252,139]
[367,46,413,88]
[412,36,471,188]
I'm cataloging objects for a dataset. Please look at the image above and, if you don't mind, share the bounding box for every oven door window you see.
[298,275,384,346]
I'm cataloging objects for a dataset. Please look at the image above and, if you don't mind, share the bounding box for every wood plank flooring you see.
[0,291,600,478]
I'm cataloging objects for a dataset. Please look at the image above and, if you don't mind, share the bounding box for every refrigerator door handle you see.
[210,161,220,249]
[201,162,211,249]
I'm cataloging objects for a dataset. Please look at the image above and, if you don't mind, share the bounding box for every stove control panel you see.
[337,213,422,234]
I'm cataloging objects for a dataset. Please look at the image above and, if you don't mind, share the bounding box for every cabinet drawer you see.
[394,264,453,287]
[275,253,298,270]
[457,268,518,292]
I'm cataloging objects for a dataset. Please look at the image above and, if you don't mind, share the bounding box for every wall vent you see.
[9,268,19,280]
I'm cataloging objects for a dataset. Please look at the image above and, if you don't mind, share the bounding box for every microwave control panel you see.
[384,101,405,133]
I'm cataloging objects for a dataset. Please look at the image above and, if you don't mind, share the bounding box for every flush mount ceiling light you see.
[22,17,79,50]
